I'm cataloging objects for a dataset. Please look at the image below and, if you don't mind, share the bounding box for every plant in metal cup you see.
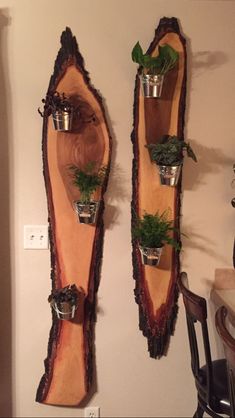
[38,91,75,131]
[70,162,106,224]
[132,211,180,266]
[146,135,197,186]
[131,42,179,97]
[48,284,79,320]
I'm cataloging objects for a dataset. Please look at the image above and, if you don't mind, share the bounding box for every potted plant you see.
[38,91,75,131]
[133,211,180,266]
[146,135,197,186]
[48,284,79,320]
[131,42,179,98]
[70,162,106,224]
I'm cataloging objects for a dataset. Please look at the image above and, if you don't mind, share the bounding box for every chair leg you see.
[193,402,204,418]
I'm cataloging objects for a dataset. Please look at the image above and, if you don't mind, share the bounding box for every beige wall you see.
[0,0,234,416]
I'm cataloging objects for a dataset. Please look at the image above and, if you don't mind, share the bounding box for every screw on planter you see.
[139,246,163,266]
[73,201,100,224]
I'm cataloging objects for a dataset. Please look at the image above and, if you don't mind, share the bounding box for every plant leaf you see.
[131,42,145,66]
[159,44,179,64]
[186,143,197,162]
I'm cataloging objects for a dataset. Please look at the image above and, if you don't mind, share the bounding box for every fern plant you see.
[132,42,179,75]
[133,211,180,249]
[146,135,197,166]
[70,162,106,203]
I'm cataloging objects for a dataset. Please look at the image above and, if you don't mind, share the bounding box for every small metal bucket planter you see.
[139,245,163,266]
[140,74,164,98]
[157,164,182,187]
[73,201,100,224]
[51,300,77,320]
[52,109,73,131]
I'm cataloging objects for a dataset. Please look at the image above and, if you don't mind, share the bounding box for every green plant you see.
[70,162,106,203]
[146,135,197,166]
[38,91,74,117]
[131,42,179,75]
[133,210,180,249]
[48,284,79,305]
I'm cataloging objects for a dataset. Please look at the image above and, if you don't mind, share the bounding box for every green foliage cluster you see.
[146,135,197,166]
[131,42,179,75]
[48,284,79,305]
[70,162,106,203]
[133,211,180,249]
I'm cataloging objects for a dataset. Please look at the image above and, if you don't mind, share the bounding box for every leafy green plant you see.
[38,91,74,117]
[132,42,179,75]
[48,284,79,305]
[133,211,180,249]
[70,162,106,203]
[146,135,197,166]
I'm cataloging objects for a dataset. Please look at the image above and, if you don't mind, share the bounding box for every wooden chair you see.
[178,272,230,417]
[215,306,235,417]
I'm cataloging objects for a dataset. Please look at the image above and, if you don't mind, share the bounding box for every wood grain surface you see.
[36,28,111,406]
[131,17,187,358]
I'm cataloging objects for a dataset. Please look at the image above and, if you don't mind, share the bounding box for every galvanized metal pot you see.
[157,164,182,187]
[51,301,77,320]
[73,201,100,224]
[140,74,164,98]
[52,109,73,131]
[139,245,163,266]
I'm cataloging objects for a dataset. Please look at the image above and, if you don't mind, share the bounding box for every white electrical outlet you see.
[24,225,49,249]
[84,406,100,418]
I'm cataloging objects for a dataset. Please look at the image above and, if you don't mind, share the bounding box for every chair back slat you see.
[178,272,213,405]
[187,316,200,376]
[216,306,235,417]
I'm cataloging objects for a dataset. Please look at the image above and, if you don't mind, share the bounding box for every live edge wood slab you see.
[36,28,111,406]
[131,17,187,358]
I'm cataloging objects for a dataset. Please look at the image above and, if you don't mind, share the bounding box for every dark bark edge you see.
[131,17,187,358]
[36,27,112,402]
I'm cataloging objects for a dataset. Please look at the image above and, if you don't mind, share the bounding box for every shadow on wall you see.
[182,22,229,176]
[181,224,228,267]
[191,50,228,78]
[102,97,130,231]
[0,8,13,418]
[183,139,234,191]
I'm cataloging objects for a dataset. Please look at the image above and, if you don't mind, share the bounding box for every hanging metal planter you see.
[140,73,164,98]
[73,201,100,224]
[139,245,163,266]
[51,300,77,320]
[157,164,182,187]
[52,109,74,131]
[48,284,79,321]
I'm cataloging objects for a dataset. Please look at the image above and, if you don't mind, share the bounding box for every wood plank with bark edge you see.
[36,28,112,406]
[131,17,186,358]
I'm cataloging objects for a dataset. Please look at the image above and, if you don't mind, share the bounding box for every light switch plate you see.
[24,225,49,249]
[84,407,100,417]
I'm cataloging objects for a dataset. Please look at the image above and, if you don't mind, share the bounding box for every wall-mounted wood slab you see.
[36,28,112,406]
[131,17,187,358]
